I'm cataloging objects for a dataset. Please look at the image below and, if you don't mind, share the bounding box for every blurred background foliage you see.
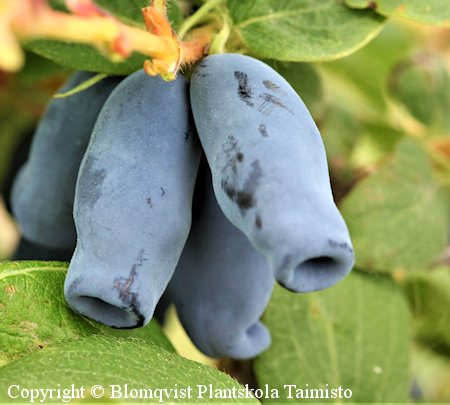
[0,13,449,403]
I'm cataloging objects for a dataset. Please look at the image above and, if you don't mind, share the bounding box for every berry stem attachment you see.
[181,26,215,65]
[178,0,225,39]
[209,17,230,55]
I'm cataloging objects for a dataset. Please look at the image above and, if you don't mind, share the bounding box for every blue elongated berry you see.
[64,70,201,328]
[11,72,122,249]
[168,163,274,359]
[190,54,354,293]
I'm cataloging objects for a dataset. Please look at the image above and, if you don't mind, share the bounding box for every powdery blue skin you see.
[190,54,355,293]
[168,168,274,359]
[64,71,201,328]
[11,72,122,249]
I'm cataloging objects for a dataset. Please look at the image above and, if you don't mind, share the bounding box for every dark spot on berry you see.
[221,159,263,214]
[112,250,147,328]
[328,239,353,253]
[222,135,241,176]
[160,187,165,196]
[259,124,268,137]
[236,152,244,162]
[255,215,262,229]
[79,157,106,209]
[234,71,254,107]
[146,197,153,207]
[221,181,255,210]
[263,80,280,91]
[258,93,293,115]
[68,276,83,294]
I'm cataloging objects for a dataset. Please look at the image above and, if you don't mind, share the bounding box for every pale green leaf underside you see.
[0,261,173,367]
[340,140,449,272]
[345,0,450,27]
[228,0,385,62]
[0,336,259,404]
[254,272,411,402]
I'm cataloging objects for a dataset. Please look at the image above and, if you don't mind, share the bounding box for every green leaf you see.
[345,0,450,27]
[0,261,173,367]
[97,0,151,27]
[26,1,183,75]
[340,140,449,272]
[321,105,361,163]
[167,0,184,32]
[401,267,450,355]
[49,0,182,28]
[389,53,450,135]
[266,61,325,119]
[350,122,404,169]
[0,336,259,404]
[24,42,146,76]
[254,272,411,402]
[228,0,385,62]
[320,19,417,119]
[96,0,183,31]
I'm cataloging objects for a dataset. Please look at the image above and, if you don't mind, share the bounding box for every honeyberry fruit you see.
[11,72,122,249]
[169,163,274,358]
[190,54,354,293]
[64,71,201,328]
